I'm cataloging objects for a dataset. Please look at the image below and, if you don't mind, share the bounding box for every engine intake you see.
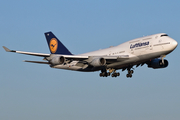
[50,56,65,65]
[148,58,168,69]
[89,57,106,67]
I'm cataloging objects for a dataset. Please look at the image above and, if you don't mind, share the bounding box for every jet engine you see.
[50,56,65,65]
[89,57,106,67]
[148,58,168,69]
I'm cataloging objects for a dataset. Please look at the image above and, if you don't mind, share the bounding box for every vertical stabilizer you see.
[44,32,72,55]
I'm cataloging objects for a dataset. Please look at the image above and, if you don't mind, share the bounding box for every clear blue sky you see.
[1,0,180,120]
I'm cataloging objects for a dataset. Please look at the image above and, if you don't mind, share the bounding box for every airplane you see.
[3,32,178,78]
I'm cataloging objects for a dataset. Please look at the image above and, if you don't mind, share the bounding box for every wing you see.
[50,55,129,63]
[3,46,50,57]
[2,46,89,61]
[3,46,129,65]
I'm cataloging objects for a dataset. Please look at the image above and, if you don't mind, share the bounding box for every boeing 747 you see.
[3,32,178,78]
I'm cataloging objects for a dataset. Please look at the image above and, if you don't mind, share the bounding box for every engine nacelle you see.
[89,57,106,67]
[148,58,168,69]
[50,56,65,65]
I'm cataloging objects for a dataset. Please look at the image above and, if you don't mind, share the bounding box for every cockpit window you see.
[161,34,168,37]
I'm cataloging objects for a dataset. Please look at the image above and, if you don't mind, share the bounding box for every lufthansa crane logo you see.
[49,38,58,53]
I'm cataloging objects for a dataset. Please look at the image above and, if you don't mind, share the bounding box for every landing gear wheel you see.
[107,72,110,76]
[99,73,102,77]
[112,73,115,77]
[129,74,132,78]
[126,74,132,78]
[100,72,108,77]
[111,72,120,77]
[117,72,120,76]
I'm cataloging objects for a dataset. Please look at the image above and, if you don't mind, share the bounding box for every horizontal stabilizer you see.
[23,60,50,64]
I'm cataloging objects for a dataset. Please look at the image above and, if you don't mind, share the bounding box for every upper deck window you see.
[161,34,168,37]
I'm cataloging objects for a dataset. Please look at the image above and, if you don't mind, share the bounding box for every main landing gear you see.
[126,68,134,78]
[109,68,120,77]
[99,69,110,77]
[99,72,110,77]
[111,71,120,77]
[99,67,134,78]
[99,69,120,77]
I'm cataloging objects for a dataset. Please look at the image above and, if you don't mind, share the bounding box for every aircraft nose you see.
[171,39,178,48]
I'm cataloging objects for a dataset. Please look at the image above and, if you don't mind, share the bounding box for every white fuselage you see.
[52,33,178,71]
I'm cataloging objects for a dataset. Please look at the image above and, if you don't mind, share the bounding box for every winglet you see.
[2,46,12,52]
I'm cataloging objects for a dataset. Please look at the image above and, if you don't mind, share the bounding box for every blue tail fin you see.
[44,32,72,55]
